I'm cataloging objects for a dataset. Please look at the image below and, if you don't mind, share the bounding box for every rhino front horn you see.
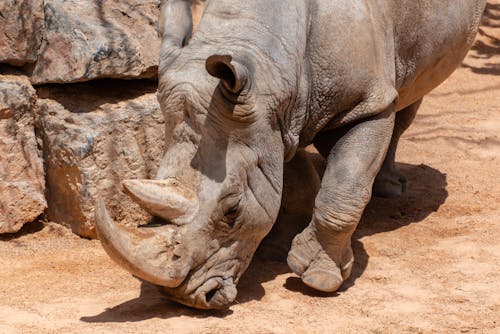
[122,179,198,222]
[94,198,189,287]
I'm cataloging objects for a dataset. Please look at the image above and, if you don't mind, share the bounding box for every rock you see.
[29,0,161,84]
[0,0,45,66]
[36,80,165,238]
[0,74,46,234]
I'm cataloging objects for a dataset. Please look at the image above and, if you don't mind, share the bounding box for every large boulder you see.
[0,0,45,66]
[36,81,165,238]
[0,73,46,233]
[29,0,161,84]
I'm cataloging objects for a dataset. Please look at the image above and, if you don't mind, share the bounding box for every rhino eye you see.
[225,205,239,220]
[221,199,241,228]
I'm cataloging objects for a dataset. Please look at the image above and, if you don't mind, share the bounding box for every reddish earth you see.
[1,3,499,333]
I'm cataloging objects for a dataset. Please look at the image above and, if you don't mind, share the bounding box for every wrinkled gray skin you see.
[95,0,487,309]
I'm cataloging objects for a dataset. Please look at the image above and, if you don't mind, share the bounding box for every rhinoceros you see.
[95,0,487,309]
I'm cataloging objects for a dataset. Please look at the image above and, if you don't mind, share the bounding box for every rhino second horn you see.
[122,179,198,222]
[94,198,187,287]
[159,0,193,47]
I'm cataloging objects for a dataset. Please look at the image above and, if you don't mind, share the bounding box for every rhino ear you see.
[206,55,248,94]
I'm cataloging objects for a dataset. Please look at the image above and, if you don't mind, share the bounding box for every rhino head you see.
[95,0,306,309]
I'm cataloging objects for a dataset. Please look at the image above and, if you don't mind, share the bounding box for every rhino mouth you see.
[161,276,238,309]
[160,253,243,309]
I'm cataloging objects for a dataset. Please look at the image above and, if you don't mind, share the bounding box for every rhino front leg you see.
[257,149,323,261]
[373,98,422,198]
[287,105,396,292]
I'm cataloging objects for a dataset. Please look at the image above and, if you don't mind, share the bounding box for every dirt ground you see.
[1,4,499,334]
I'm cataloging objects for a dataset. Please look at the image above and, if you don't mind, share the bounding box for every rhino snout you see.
[163,276,238,309]
[95,184,243,309]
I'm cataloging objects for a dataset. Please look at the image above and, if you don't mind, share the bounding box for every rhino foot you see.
[373,168,407,198]
[287,225,353,292]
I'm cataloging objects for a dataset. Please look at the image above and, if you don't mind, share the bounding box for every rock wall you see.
[36,82,165,238]
[0,0,207,236]
[0,0,44,66]
[31,0,161,84]
[0,73,46,233]
[0,72,166,237]
[0,0,174,236]
[1,0,161,84]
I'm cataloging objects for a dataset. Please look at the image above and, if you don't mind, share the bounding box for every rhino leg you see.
[257,149,324,261]
[287,94,396,292]
[373,98,422,198]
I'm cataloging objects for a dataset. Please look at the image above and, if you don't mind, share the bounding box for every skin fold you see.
[95,0,487,309]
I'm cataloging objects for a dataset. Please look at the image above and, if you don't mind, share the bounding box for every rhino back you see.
[300,0,485,143]
[305,0,486,112]
[391,0,487,109]
[178,0,486,146]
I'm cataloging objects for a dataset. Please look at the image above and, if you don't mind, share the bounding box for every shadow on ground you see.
[80,162,447,322]
[462,2,500,75]
[80,281,233,323]
[283,162,448,296]
[0,218,45,241]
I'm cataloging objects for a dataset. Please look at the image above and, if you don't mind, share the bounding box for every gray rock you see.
[29,0,161,84]
[0,0,45,66]
[0,74,46,233]
[36,81,165,238]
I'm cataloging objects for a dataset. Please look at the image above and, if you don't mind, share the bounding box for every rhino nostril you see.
[202,278,238,307]
[205,287,219,304]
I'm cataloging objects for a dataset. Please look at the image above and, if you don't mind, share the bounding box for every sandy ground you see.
[1,4,499,334]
